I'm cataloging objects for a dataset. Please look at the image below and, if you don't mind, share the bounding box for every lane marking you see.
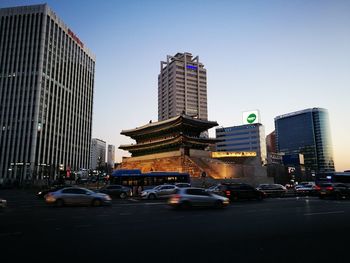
[304,211,345,216]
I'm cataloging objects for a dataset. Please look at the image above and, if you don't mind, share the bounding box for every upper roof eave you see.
[121,114,218,137]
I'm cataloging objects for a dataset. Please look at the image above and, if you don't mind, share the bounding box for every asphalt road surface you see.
[1,189,350,262]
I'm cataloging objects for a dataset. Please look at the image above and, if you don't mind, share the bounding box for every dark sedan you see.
[256,184,287,197]
[98,185,132,199]
[295,184,318,196]
[208,183,265,201]
[318,183,350,199]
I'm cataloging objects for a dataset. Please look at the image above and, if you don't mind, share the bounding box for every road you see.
[1,189,350,262]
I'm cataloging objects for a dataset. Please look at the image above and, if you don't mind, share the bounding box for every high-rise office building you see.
[158,52,207,121]
[215,123,267,164]
[0,4,95,182]
[90,139,106,170]
[275,108,335,178]
[107,144,115,168]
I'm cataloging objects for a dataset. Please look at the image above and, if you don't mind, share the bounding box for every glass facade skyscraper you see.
[275,108,335,178]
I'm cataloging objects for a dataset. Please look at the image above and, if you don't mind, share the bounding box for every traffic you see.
[28,178,350,209]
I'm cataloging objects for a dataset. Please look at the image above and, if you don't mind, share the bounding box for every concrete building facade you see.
[90,138,106,170]
[158,52,207,121]
[107,144,115,168]
[0,4,95,183]
[215,123,267,165]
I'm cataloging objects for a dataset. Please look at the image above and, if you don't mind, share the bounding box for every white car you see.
[45,187,112,206]
[140,185,178,199]
[168,187,230,209]
[0,198,7,208]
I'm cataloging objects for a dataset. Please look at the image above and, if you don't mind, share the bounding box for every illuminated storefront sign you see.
[186,65,197,70]
[211,151,257,158]
[242,110,260,124]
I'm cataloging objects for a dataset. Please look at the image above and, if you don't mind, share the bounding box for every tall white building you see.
[90,139,106,170]
[158,52,207,121]
[0,4,95,182]
[107,144,115,168]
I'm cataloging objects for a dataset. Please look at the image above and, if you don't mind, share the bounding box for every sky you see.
[1,0,349,171]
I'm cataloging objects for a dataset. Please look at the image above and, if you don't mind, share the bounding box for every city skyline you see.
[0,0,349,171]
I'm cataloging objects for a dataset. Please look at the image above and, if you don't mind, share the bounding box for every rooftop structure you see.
[120,114,219,157]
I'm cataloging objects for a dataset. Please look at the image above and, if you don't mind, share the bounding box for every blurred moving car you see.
[208,183,265,201]
[36,184,72,198]
[174,182,191,188]
[140,184,177,199]
[0,198,7,208]
[45,187,111,207]
[98,185,132,199]
[318,183,350,199]
[256,184,287,197]
[168,187,229,209]
[295,184,318,196]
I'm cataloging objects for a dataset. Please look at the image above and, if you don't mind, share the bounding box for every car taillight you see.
[225,191,231,196]
[170,194,181,201]
[169,194,181,204]
[326,186,334,191]
[314,185,321,190]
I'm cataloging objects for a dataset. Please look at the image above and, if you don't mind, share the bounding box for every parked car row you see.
[257,182,350,200]
[31,180,350,208]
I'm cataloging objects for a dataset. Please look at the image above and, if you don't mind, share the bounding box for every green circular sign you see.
[247,113,257,124]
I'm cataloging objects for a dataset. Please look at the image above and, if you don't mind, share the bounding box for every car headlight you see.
[45,195,56,202]
[105,195,112,201]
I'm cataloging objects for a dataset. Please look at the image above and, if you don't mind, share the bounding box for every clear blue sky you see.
[1,0,349,171]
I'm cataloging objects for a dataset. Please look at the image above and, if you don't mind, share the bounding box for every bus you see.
[110,169,190,189]
[316,172,350,184]
[332,172,350,184]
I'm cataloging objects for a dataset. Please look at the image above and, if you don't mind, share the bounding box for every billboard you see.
[242,110,260,124]
[211,151,257,158]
